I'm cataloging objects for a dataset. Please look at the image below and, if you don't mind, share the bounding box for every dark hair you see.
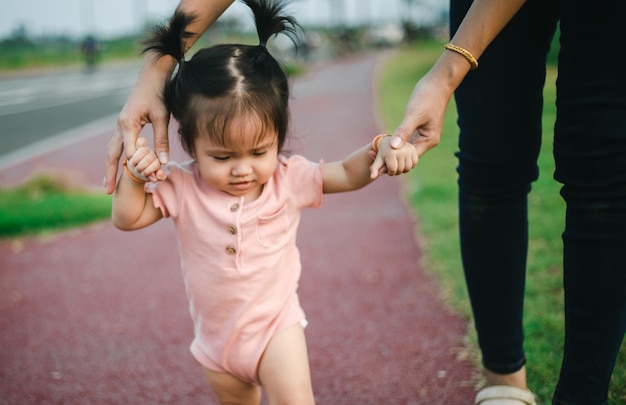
[141,0,300,157]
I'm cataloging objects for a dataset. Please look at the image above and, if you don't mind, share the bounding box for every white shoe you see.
[474,385,537,405]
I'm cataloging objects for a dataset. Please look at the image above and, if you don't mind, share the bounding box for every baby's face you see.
[193,121,279,203]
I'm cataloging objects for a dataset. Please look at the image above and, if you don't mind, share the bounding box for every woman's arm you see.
[176,0,235,51]
[389,0,527,156]
[105,0,235,195]
[449,0,527,61]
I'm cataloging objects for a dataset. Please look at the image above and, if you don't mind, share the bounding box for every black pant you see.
[450,0,626,403]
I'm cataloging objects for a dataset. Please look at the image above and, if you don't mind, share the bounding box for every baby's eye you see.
[212,156,230,161]
[253,150,267,157]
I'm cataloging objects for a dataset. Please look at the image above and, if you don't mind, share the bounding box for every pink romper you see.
[147,155,323,384]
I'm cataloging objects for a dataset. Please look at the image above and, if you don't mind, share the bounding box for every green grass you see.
[377,40,626,403]
[0,175,112,238]
[0,37,142,72]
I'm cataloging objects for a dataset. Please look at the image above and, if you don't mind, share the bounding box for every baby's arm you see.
[322,135,418,194]
[370,134,419,179]
[111,138,164,230]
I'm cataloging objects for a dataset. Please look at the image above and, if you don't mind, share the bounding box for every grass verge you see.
[0,175,111,239]
[377,40,626,403]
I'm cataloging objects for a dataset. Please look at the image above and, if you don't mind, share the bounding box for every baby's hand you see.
[370,135,418,179]
[126,137,163,182]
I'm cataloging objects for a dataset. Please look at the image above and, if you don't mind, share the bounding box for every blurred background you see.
[0,0,450,167]
[0,0,449,72]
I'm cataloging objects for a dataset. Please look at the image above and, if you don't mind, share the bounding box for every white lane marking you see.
[0,113,119,172]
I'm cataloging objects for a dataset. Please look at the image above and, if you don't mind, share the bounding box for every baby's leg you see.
[203,367,261,405]
[258,323,315,405]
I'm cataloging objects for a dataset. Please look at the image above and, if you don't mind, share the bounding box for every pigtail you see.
[140,11,196,62]
[242,0,300,47]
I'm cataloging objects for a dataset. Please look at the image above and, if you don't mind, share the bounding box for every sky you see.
[1,0,447,39]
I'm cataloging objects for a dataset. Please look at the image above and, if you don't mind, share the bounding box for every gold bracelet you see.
[123,159,147,184]
[444,43,478,70]
[372,134,391,153]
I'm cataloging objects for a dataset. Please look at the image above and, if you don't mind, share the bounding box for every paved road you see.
[0,54,477,404]
[0,63,139,164]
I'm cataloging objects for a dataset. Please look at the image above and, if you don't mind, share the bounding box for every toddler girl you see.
[112,0,417,403]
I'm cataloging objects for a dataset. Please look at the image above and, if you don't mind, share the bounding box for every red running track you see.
[0,53,477,404]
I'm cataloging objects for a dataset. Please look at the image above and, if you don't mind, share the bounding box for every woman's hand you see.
[105,53,176,194]
[389,66,456,156]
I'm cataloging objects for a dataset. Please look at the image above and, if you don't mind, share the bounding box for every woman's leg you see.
[203,367,261,405]
[450,0,558,385]
[552,1,626,403]
[258,323,315,405]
